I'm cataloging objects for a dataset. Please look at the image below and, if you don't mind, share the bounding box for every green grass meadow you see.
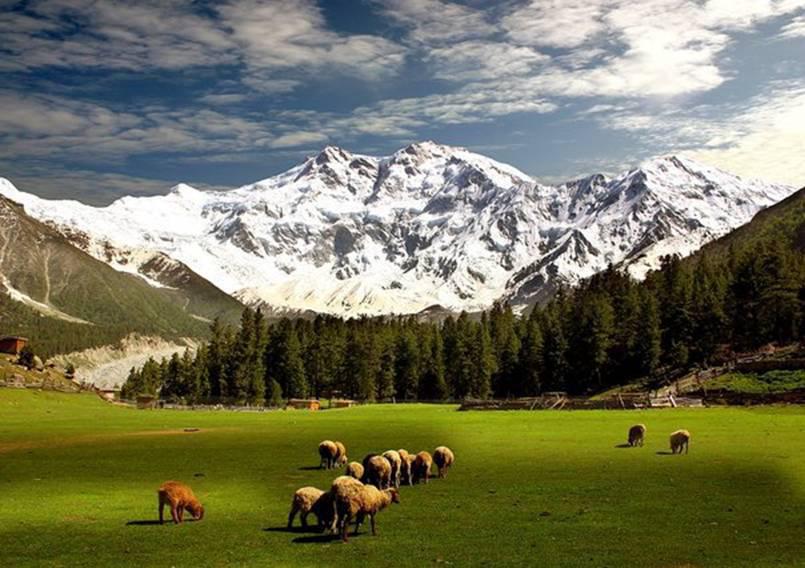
[2,390,805,567]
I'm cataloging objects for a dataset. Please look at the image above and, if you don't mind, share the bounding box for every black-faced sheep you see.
[287,486,332,530]
[319,440,338,469]
[382,450,402,488]
[346,461,364,480]
[433,446,455,478]
[334,441,348,467]
[365,455,392,489]
[158,481,204,524]
[397,449,413,486]
[628,424,646,447]
[670,429,691,454]
[412,451,433,484]
[331,477,400,542]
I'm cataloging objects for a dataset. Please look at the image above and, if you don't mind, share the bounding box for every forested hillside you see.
[122,190,805,403]
[0,196,226,356]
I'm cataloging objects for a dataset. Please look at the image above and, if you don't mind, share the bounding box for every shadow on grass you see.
[263,526,314,534]
[291,533,341,544]
[655,451,677,455]
[614,443,634,448]
[298,466,324,471]
[126,520,162,526]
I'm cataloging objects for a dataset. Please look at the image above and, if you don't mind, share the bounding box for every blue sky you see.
[1,0,804,205]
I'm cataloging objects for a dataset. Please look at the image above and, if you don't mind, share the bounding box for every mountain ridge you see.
[0,143,794,317]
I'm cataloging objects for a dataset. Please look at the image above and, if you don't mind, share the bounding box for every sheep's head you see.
[188,502,204,520]
[388,489,400,504]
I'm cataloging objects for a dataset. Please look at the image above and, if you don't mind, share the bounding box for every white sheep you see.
[433,446,455,478]
[365,455,392,489]
[628,424,646,447]
[330,476,400,542]
[382,450,402,488]
[670,430,691,454]
[413,451,433,484]
[397,449,413,486]
[287,486,331,530]
[319,440,338,469]
[346,461,364,480]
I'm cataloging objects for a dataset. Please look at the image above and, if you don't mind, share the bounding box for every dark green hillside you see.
[0,196,227,356]
[698,186,805,254]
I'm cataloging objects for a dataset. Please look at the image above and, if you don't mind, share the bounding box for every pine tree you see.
[394,327,421,400]
[517,312,543,395]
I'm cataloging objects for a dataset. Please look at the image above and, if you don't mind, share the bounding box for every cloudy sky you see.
[1,0,804,204]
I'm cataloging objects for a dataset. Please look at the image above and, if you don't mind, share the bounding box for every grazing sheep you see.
[319,440,338,469]
[346,461,364,480]
[433,446,455,478]
[158,481,204,524]
[628,424,646,447]
[670,430,691,454]
[334,441,348,467]
[412,451,433,484]
[365,455,392,489]
[383,450,402,488]
[287,487,331,530]
[397,449,413,486]
[331,477,400,542]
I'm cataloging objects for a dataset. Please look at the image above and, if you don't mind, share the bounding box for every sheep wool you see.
[398,449,413,486]
[287,486,328,529]
[319,440,339,469]
[365,455,392,489]
[346,461,364,480]
[670,430,691,454]
[382,450,402,488]
[433,446,455,478]
[332,480,400,542]
[413,451,433,484]
[334,441,348,467]
[628,424,646,447]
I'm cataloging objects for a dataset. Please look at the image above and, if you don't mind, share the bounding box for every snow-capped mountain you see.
[0,142,794,316]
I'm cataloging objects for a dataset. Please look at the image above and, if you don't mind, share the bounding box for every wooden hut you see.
[0,336,28,355]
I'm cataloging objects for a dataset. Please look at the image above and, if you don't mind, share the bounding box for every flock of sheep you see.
[287,440,455,542]
[629,424,691,454]
[152,425,688,537]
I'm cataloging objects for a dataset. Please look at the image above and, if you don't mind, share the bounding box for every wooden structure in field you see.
[0,336,28,355]
[287,398,321,411]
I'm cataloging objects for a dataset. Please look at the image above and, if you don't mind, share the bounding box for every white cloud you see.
[589,82,805,186]
[780,15,805,37]
[0,0,407,84]
[426,41,548,81]
[372,0,492,44]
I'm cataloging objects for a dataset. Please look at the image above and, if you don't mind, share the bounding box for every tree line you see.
[122,240,804,404]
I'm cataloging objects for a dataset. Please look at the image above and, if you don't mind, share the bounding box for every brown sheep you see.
[287,487,331,529]
[334,441,348,467]
[670,430,691,454]
[628,424,646,447]
[365,455,392,489]
[383,450,402,488]
[397,449,413,486]
[158,481,204,524]
[346,461,364,480]
[412,451,433,484]
[433,446,455,478]
[319,440,338,469]
[331,477,400,542]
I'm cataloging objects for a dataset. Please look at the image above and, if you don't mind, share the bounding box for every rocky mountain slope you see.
[0,142,794,316]
[0,195,240,355]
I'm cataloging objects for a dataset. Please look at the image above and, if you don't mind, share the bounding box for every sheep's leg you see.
[301,511,309,529]
[340,514,351,542]
[170,504,180,524]
[355,513,364,535]
[177,506,185,524]
[370,514,377,536]
[287,503,298,528]
[159,497,165,524]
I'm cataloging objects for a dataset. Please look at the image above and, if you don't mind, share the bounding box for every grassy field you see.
[1,391,805,567]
